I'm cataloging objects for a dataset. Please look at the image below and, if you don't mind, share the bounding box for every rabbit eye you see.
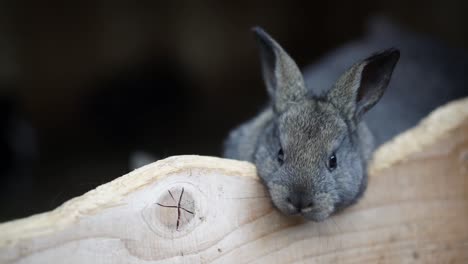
[277,148,284,165]
[328,153,337,171]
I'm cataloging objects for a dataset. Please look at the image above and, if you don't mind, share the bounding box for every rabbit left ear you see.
[253,27,307,113]
[328,49,400,123]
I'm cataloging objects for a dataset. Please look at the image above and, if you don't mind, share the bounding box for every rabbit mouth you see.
[273,200,334,221]
[281,201,335,221]
[300,194,336,221]
[301,200,335,221]
[301,210,333,222]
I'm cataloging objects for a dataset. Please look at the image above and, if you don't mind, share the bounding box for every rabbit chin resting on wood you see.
[223,27,399,222]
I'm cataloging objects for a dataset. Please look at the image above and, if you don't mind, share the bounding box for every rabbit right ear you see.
[327,49,400,123]
[253,27,307,113]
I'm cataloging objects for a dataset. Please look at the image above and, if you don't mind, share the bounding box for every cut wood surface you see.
[0,98,467,264]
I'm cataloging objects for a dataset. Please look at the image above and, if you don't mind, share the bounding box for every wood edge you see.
[1,96,466,249]
[369,97,468,175]
[0,155,257,247]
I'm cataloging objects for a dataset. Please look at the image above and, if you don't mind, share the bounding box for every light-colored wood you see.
[370,97,468,175]
[0,98,467,264]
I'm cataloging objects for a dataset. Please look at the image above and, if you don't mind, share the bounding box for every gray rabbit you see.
[223,23,468,221]
[224,27,399,221]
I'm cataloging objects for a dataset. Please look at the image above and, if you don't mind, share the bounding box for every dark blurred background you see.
[0,0,467,221]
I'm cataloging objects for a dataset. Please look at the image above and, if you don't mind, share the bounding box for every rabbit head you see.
[252,27,399,221]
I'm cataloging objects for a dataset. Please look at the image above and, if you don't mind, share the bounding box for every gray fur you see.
[224,27,399,221]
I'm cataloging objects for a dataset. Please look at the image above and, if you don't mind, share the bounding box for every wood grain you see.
[0,98,467,264]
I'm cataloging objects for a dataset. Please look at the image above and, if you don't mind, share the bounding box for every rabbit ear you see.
[253,27,307,113]
[328,49,400,123]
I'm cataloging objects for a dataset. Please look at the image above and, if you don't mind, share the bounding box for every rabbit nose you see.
[286,194,314,212]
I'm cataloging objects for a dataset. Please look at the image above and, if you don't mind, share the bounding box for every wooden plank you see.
[0,98,467,264]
